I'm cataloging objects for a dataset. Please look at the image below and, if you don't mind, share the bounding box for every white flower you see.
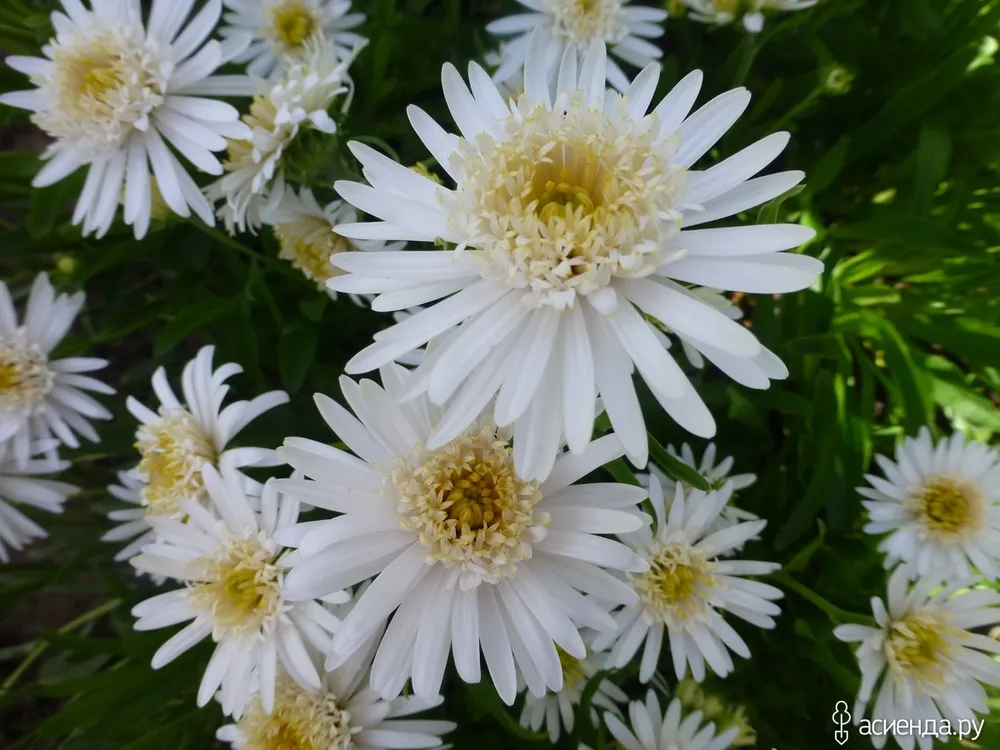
[0,439,77,563]
[639,443,759,557]
[518,634,627,744]
[103,469,157,564]
[859,428,1000,582]
[0,273,113,468]
[264,186,403,294]
[206,37,362,235]
[834,568,1000,750]
[125,345,288,528]
[0,0,255,239]
[221,0,366,79]
[648,288,743,370]
[131,467,346,718]
[603,689,741,750]
[274,362,649,706]
[595,474,782,683]
[486,0,668,92]
[681,0,818,33]
[328,34,821,482]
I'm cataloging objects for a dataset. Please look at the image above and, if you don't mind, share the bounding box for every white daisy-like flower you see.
[639,443,759,557]
[125,344,288,525]
[595,473,782,683]
[0,273,113,468]
[0,0,255,239]
[834,568,1000,750]
[206,36,362,235]
[221,0,366,79]
[327,33,821,482]
[604,689,741,750]
[131,467,347,718]
[486,0,668,92]
[859,427,1000,582]
[264,186,403,295]
[647,288,743,370]
[682,0,818,33]
[102,468,157,564]
[518,634,627,744]
[274,362,649,706]
[0,439,77,563]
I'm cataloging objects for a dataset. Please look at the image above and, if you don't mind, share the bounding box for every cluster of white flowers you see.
[8,3,1000,750]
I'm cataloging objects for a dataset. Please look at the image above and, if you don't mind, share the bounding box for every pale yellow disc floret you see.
[35,22,168,156]
[189,537,284,638]
[135,407,218,517]
[0,344,53,417]
[634,539,718,624]
[275,216,352,289]
[390,423,549,585]
[239,675,357,750]
[545,0,628,45]
[912,476,983,541]
[446,91,686,309]
[268,0,322,54]
[884,613,957,689]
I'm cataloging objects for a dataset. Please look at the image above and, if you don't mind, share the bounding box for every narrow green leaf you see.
[278,327,319,393]
[152,296,237,357]
[647,434,711,491]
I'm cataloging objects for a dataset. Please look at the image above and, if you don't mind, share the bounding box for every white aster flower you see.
[206,36,362,235]
[518,634,627,744]
[0,0,255,239]
[486,0,668,92]
[0,273,112,468]
[859,427,1000,582]
[264,186,403,295]
[221,0,366,79]
[604,689,741,750]
[0,439,77,563]
[274,362,649,706]
[595,473,782,683]
[682,0,818,33]
[328,33,821,482]
[132,468,345,718]
[648,288,743,370]
[834,568,1000,750]
[639,443,759,556]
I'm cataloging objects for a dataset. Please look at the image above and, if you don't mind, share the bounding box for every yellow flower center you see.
[914,476,982,539]
[135,407,218,517]
[548,0,627,45]
[270,0,321,52]
[634,541,717,623]
[714,0,741,13]
[557,647,588,690]
[239,676,355,750]
[391,424,547,584]
[0,345,52,416]
[190,539,283,636]
[447,93,685,308]
[885,614,954,687]
[275,216,352,289]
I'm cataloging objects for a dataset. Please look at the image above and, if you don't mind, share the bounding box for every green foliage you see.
[1,0,1000,748]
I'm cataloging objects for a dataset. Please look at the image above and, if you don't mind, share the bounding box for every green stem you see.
[0,598,122,694]
[771,571,874,627]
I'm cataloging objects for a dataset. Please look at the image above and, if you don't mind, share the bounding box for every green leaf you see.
[871,316,934,433]
[647,434,711,491]
[805,136,849,195]
[278,327,319,393]
[910,125,951,215]
[152,296,238,357]
[756,184,806,225]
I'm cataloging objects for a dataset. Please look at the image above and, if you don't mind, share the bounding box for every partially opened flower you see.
[595,474,782,683]
[131,468,346,718]
[486,0,668,91]
[125,345,288,535]
[206,37,362,234]
[221,0,367,79]
[328,33,821,482]
[834,569,1000,750]
[0,273,113,467]
[0,0,254,239]
[518,633,627,744]
[275,363,649,706]
[604,690,741,750]
[0,439,77,563]
[859,427,1000,582]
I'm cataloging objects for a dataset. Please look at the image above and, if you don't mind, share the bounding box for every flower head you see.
[274,363,650,706]
[131,468,346,718]
[221,0,367,79]
[681,0,818,32]
[0,0,255,238]
[486,0,668,91]
[859,428,1000,582]
[834,569,1000,750]
[595,473,782,683]
[328,34,820,482]
[0,273,112,467]
[603,689,741,750]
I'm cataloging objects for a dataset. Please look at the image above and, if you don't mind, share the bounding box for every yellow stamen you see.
[239,676,355,750]
[634,542,717,623]
[916,477,981,538]
[270,0,320,52]
[190,539,282,636]
[135,408,218,517]
[885,614,954,686]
